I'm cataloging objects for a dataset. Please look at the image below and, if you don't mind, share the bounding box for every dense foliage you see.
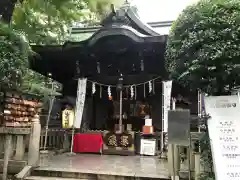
[12,0,123,44]
[165,0,240,95]
[0,22,31,89]
[165,0,240,179]
[0,0,124,95]
[0,21,56,95]
[199,130,215,180]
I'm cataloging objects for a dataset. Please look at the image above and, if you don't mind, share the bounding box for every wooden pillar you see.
[194,152,201,180]
[40,133,44,149]
[14,135,25,160]
[0,135,5,158]
[173,145,180,180]
[168,144,173,176]
[168,144,180,180]
[63,131,70,150]
[28,115,41,166]
[189,142,195,172]
[2,135,12,180]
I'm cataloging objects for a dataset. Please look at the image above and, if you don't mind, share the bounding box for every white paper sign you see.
[145,119,152,126]
[204,95,240,180]
[162,80,172,132]
[74,78,87,128]
[140,139,156,156]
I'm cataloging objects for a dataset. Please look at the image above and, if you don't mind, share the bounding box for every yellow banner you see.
[62,109,74,128]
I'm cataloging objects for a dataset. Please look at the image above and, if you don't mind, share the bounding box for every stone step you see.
[25,176,92,180]
[31,169,168,180]
[31,169,97,179]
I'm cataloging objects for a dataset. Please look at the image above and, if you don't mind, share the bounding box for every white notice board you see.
[140,139,156,156]
[204,95,240,180]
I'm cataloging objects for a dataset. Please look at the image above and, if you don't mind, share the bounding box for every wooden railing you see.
[40,128,71,152]
[0,115,41,180]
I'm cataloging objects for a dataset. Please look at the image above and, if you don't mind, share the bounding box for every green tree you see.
[0,21,31,89]
[1,0,124,94]
[0,0,122,24]
[8,0,94,94]
[165,0,240,180]
[86,0,124,19]
[12,0,99,44]
[2,0,125,44]
[165,0,240,95]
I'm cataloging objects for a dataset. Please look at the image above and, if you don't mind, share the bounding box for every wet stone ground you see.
[38,153,170,179]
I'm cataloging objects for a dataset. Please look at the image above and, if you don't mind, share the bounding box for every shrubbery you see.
[0,22,30,89]
[165,0,240,95]
[165,1,240,179]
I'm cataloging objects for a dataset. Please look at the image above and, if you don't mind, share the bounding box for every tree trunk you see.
[0,0,18,23]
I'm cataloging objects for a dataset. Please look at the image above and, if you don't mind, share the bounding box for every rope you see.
[86,76,161,88]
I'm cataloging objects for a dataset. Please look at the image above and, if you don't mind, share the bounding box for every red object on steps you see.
[73,133,103,153]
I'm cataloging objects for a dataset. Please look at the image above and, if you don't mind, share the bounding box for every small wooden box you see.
[142,126,154,134]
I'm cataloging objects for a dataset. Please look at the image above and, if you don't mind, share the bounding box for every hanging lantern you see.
[130,86,134,99]
[108,86,112,100]
[153,80,155,94]
[132,64,136,72]
[143,83,146,98]
[76,60,80,77]
[134,86,137,100]
[92,82,96,94]
[100,85,102,98]
[140,59,144,71]
[116,74,124,91]
[149,81,152,93]
[97,62,101,74]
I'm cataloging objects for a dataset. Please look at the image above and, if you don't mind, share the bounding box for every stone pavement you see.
[38,153,170,179]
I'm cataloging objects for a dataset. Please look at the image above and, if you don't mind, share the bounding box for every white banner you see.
[73,78,87,128]
[204,95,240,180]
[198,91,206,130]
[162,80,172,132]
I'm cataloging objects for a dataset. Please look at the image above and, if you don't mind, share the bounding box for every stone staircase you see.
[21,153,171,180]
[24,168,168,180]
[26,177,91,180]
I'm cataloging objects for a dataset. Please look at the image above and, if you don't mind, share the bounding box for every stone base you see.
[28,154,170,180]
[40,150,49,154]
[0,159,27,174]
[31,169,168,180]
[65,152,76,156]
[160,152,168,159]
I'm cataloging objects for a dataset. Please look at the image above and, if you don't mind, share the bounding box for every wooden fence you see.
[0,117,41,180]
[40,128,72,152]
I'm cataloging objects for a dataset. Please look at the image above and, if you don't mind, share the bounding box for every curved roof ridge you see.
[126,7,160,36]
[100,3,160,36]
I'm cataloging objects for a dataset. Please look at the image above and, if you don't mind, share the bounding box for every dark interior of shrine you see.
[29,4,198,131]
